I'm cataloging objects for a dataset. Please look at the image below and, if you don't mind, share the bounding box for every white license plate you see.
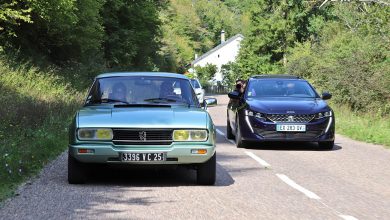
[276,124,306,132]
[121,153,165,162]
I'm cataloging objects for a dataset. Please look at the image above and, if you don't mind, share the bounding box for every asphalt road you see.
[1,95,390,220]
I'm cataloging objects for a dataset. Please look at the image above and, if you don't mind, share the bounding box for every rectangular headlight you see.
[173,130,208,141]
[78,128,113,140]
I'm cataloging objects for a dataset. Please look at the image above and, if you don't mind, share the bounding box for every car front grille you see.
[112,129,173,145]
[266,114,315,123]
[254,128,323,140]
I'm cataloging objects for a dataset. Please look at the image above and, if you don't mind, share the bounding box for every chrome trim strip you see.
[245,116,254,133]
[325,117,333,133]
[113,139,172,142]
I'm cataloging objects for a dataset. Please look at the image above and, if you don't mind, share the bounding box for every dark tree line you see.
[0,0,167,71]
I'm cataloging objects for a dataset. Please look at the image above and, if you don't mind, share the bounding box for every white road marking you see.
[338,215,358,220]
[215,125,357,219]
[216,128,236,145]
[276,174,321,200]
[245,151,271,168]
[215,129,225,136]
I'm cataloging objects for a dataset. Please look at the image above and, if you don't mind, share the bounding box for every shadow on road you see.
[81,162,234,187]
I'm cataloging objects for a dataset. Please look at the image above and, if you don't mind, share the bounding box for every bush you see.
[287,24,390,115]
[0,56,83,201]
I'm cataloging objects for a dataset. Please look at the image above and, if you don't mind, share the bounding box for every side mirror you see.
[228,91,240,100]
[322,92,332,100]
[205,98,217,107]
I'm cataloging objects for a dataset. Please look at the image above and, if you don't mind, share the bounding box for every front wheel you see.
[197,153,216,185]
[68,151,86,184]
[318,141,334,150]
[235,122,246,148]
[226,116,234,139]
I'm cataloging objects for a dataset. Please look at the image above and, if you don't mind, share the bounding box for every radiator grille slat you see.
[113,129,173,145]
[266,114,315,123]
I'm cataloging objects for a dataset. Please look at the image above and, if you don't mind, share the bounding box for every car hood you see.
[77,106,207,129]
[246,97,330,114]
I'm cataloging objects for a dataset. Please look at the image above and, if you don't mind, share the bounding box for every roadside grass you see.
[332,105,390,148]
[0,58,83,203]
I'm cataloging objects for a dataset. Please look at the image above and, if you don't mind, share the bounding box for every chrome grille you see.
[266,114,315,123]
[113,129,173,145]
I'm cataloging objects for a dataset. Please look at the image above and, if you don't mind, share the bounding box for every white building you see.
[191,31,244,82]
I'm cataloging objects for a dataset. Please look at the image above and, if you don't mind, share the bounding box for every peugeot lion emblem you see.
[139,131,147,141]
[287,116,295,122]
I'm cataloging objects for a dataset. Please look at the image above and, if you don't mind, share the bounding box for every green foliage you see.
[0,55,83,202]
[234,0,331,78]
[102,0,165,70]
[333,104,390,148]
[160,0,243,72]
[0,0,32,36]
[2,0,105,64]
[194,63,217,84]
[1,0,166,70]
[221,62,238,89]
[287,3,390,115]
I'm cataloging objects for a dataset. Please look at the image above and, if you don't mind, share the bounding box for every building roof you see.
[192,34,244,65]
[96,72,188,79]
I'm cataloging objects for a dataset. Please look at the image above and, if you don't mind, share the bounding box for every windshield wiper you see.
[144,97,179,103]
[144,97,191,107]
[91,98,130,104]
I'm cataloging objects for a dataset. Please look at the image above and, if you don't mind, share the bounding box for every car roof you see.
[250,74,301,80]
[96,72,189,79]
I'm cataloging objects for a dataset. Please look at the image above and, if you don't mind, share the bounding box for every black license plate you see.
[121,153,165,162]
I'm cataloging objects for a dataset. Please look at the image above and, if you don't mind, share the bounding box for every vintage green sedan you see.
[68,72,217,185]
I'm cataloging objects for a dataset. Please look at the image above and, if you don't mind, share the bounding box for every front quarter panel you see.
[69,107,216,165]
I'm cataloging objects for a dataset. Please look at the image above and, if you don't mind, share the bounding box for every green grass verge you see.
[333,105,390,148]
[0,58,83,203]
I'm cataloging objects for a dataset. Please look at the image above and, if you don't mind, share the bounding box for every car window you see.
[87,76,199,106]
[190,79,201,89]
[246,79,318,98]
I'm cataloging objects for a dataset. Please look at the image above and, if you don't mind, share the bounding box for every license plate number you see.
[121,153,165,162]
[276,124,306,132]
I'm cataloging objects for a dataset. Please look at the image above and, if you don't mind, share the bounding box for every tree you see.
[234,0,329,77]
[194,63,217,84]
[101,0,164,70]
[0,0,32,38]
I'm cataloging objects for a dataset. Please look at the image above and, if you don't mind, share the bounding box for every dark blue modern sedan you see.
[227,75,335,150]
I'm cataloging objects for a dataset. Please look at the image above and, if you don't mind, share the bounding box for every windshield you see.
[190,79,201,89]
[86,76,199,106]
[246,79,319,98]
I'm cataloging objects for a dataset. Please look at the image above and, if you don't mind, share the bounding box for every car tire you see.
[318,141,334,150]
[235,121,246,148]
[68,151,86,184]
[197,153,216,185]
[226,116,234,139]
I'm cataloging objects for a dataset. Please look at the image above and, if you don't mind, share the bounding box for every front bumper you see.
[69,143,215,164]
[239,114,335,142]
